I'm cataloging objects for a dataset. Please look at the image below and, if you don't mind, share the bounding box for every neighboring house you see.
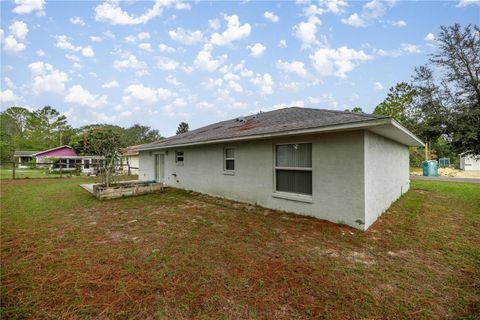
[14,145,103,174]
[137,107,423,230]
[14,150,40,168]
[459,153,480,171]
[120,145,141,175]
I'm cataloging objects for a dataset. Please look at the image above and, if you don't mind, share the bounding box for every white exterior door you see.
[155,154,165,182]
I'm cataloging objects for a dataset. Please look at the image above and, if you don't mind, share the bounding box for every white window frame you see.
[175,151,184,166]
[223,147,235,175]
[273,142,313,203]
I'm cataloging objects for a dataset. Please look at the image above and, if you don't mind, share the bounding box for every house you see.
[137,107,423,230]
[14,150,40,168]
[120,145,141,175]
[459,153,480,171]
[14,145,103,174]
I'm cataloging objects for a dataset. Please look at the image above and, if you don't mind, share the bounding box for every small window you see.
[224,148,235,172]
[275,143,312,195]
[175,151,184,165]
[84,160,90,169]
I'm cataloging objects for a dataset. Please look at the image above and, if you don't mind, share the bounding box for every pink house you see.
[35,145,77,163]
[31,145,103,173]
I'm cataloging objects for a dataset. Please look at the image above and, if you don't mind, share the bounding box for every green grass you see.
[1,178,479,319]
[0,168,54,179]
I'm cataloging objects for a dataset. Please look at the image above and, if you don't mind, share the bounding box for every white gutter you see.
[138,118,393,151]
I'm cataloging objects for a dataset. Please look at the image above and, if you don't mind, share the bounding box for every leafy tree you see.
[0,112,17,162]
[124,124,162,145]
[24,106,69,150]
[373,82,417,128]
[344,107,364,113]
[176,122,189,135]
[429,24,480,155]
[83,128,125,187]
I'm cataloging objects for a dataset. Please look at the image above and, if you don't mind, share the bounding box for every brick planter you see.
[92,181,163,200]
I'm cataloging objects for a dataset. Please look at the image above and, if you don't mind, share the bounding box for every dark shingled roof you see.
[14,151,40,157]
[140,107,388,150]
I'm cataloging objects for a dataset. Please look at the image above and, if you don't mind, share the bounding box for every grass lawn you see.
[1,178,479,319]
[0,168,52,180]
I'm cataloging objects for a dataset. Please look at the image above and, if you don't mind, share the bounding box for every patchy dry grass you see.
[1,178,479,319]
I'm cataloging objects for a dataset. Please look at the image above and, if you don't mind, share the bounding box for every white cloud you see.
[159,43,176,53]
[194,44,227,72]
[36,49,45,56]
[0,89,21,106]
[122,84,172,106]
[125,32,150,43]
[362,0,396,20]
[102,80,119,89]
[374,81,384,90]
[456,0,480,7]
[138,42,153,52]
[90,36,103,42]
[65,85,107,108]
[247,43,266,57]
[424,33,435,42]
[276,60,312,79]
[210,14,251,46]
[400,43,420,54]
[94,0,189,25]
[320,0,348,14]
[310,46,373,78]
[81,46,95,57]
[12,0,45,15]
[28,61,69,94]
[209,19,221,30]
[341,13,365,28]
[278,39,287,48]
[168,27,203,45]
[157,57,179,71]
[4,77,16,89]
[250,73,274,95]
[2,35,26,54]
[113,53,146,70]
[392,20,407,27]
[9,21,29,41]
[70,16,85,26]
[196,101,214,110]
[103,30,116,39]
[294,16,322,49]
[55,35,81,51]
[264,11,279,23]
[65,54,80,62]
[165,75,181,86]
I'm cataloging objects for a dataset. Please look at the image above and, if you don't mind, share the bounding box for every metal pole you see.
[12,161,15,180]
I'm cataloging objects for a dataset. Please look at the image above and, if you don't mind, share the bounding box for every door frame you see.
[154,153,165,183]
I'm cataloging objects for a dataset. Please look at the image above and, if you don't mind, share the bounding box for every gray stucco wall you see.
[139,130,410,230]
[364,131,410,229]
[140,131,366,229]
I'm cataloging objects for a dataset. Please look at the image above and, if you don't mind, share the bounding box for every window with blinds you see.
[224,148,235,172]
[275,143,312,195]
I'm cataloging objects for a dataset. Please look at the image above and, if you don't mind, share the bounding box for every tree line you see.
[0,105,163,163]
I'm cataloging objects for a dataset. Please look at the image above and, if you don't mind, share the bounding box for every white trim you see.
[272,191,313,203]
[273,142,313,197]
[389,119,425,146]
[223,147,235,174]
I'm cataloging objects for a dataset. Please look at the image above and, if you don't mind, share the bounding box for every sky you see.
[1,0,479,136]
